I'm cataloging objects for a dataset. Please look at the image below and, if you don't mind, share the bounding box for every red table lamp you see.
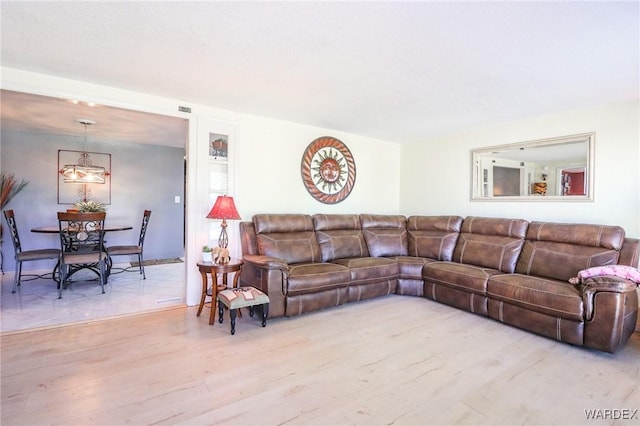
[206,195,241,249]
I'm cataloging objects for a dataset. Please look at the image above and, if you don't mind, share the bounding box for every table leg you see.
[209,272,220,325]
[197,269,208,317]
[232,268,241,288]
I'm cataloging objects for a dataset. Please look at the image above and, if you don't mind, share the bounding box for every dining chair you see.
[57,211,108,299]
[106,210,151,279]
[3,210,61,293]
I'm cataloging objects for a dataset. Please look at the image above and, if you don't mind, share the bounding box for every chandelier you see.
[59,119,109,184]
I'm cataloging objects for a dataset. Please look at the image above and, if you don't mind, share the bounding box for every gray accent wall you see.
[1,129,185,272]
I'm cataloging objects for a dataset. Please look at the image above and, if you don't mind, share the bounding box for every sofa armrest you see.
[581,276,638,353]
[239,255,290,318]
[580,276,637,321]
[244,254,290,272]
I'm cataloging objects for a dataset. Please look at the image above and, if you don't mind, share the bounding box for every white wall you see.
[400,100,640,238]
[235,114,400,218]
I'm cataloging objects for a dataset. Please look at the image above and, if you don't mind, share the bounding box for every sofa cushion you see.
[313,214,369,261]
[393,256,434,280]
[516,222,625,282]
[332,257,399,283]
[423,261,500,295]
[313,214,360,231]
[407,215,463,260]
[526,222,625,250]
[254,214,322,264]
[488,274,584,321]
[360,214,408,257]
[316,230,369,262]
[257,231,322,264]
[253,214,314,234]
[286,263,351,296]
[452,217,528,273]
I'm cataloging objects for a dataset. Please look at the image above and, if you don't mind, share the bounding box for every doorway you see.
[0,89,189,331]
[560,168,586,196]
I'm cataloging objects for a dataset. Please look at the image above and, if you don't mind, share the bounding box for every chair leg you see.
[138,254,146,279]
[58,264,66,299]
[53,261,61,284]
[106,255,112,277]
[99,260,105,294]
[11,261,21,293]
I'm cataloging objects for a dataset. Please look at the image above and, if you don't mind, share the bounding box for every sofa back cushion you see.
[253,214,322,264]
[516,222,625,281]
[360,214,408,257]
[407,216,463,261]
[313,214,369,262]
[453,216,528,273]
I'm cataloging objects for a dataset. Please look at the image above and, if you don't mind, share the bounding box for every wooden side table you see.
[196,260,243,325]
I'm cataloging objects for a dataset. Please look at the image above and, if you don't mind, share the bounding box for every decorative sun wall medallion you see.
[301,136,356,204]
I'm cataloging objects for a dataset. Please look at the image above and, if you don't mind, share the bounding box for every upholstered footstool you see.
[217,287,269,335]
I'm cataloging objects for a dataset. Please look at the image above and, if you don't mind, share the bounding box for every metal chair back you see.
[138,210,152,247]
[3,210,23,254]
[57,212,106,254]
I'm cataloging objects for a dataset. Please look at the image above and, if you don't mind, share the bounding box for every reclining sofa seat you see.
[241,214,351,317]
[397,215,464,296]
[314,214,399,303]
[422,216,529,316]
[487,222,638,353]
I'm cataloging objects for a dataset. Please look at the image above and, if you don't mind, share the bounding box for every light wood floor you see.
[2,295,639,426]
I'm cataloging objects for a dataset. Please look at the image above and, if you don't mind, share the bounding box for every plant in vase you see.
[202,245,213,263]
[73,200,107,213]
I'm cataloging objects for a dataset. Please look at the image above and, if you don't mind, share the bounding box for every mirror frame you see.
[471,132,595,202]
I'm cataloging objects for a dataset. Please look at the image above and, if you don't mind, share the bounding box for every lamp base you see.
[218,220,229,249]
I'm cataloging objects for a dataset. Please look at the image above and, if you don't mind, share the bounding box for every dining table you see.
[31,223,133,284]
[31,224,133,234]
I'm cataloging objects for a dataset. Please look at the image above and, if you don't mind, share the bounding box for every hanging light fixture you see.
[59,119,109,184]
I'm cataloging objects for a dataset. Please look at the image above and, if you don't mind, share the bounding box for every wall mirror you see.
[471,132,594,201]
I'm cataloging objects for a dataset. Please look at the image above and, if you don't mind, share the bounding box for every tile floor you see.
[0,261,185,333]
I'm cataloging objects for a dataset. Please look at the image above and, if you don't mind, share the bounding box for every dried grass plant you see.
[0,172,29,210]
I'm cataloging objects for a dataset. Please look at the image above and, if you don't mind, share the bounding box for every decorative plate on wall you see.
[301,136,356,204]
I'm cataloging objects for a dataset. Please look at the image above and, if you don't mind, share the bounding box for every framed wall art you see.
[301,136,356,204]
[209,133,228,159]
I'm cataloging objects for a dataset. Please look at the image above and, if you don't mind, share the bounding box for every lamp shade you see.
[206,195,241,220]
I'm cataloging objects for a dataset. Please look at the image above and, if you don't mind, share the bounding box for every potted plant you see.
[73,200,107,213]
[202,245,213,263]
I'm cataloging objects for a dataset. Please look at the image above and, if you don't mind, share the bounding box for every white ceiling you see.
[0,89,189,147]
[1,1,638,145]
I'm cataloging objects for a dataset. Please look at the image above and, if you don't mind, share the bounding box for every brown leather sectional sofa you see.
[239,214,640,353]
